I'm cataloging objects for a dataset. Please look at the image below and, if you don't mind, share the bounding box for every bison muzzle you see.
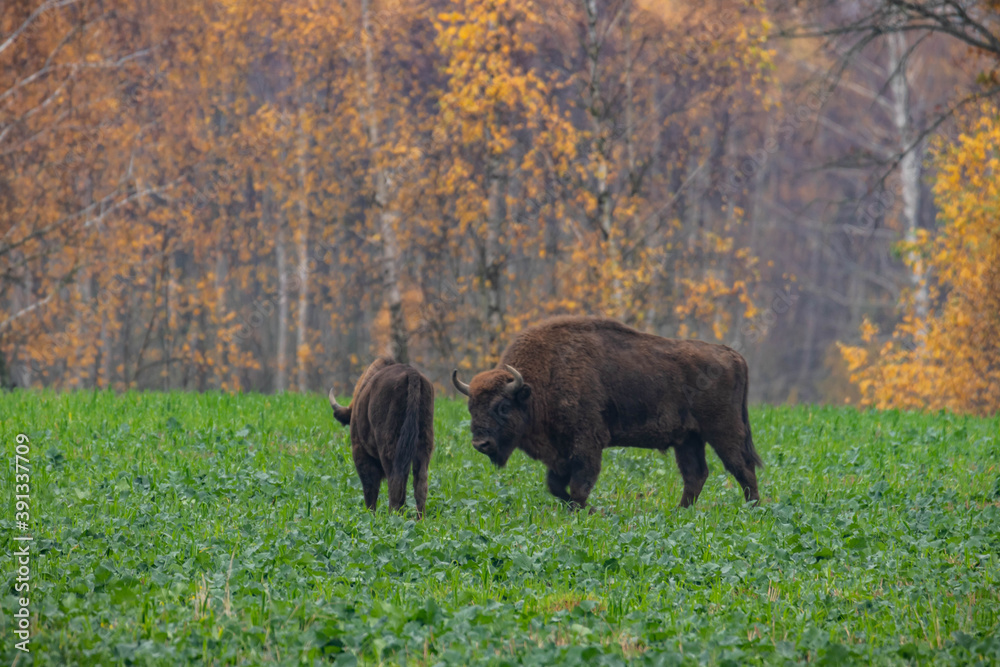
[329,356,435,518]
[452,316,762,509]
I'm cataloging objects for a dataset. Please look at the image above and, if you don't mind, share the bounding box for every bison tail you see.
[393,369,422,480]
[740,366,764,469]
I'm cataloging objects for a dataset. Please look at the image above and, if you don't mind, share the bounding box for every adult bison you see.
[329,357,434,518]
[452,316,762,508]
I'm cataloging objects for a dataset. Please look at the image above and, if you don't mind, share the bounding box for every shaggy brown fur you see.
[452,316,762,508]
[330,357,434,518]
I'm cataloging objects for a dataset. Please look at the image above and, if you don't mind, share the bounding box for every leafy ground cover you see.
[1,391,999,665]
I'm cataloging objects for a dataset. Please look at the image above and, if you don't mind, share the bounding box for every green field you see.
[1,392,999,665]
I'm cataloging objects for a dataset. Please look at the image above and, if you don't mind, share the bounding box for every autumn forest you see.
[3,0,999,414]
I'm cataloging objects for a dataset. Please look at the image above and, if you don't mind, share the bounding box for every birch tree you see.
[887,31,928,319]
[361,0,408,363]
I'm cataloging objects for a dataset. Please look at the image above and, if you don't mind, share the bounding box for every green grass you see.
[1,391,999,665]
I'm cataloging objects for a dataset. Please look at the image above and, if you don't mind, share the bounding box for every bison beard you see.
[329,357,435,518]
[453,316,763,509]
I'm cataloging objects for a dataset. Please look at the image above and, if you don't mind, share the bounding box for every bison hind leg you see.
[729,462,759,504]
[386,471,408,513]
[707,432,759,504]
[354,451,384,512]
[412,455,430,519]
[674,434,709,508]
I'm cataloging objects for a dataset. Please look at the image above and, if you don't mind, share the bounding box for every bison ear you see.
[332,405,352,426]
[514,383,531,403]
[329,388,352,426]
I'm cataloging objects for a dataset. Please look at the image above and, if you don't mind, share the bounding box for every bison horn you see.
[504,364,524,394]
[451,369,471,396]
[328,387,342,410]
[328,388,352,425]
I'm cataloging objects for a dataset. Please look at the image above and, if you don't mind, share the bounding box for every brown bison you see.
[452,316,762,508]
[329,357,434,518]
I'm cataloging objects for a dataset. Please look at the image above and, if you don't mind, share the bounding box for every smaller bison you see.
[329,357,434,518]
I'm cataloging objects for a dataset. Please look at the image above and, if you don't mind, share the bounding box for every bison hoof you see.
[565,501,597,514]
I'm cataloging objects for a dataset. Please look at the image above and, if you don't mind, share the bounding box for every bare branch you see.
[0,0,84,58]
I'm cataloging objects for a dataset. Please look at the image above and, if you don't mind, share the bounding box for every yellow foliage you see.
[840,103,1000,415]
[2,0,773,390]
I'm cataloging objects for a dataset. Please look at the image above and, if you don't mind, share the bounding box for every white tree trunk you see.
[214,237,226,388]
[275,202,289,393]
[485,161,504,361]
[622,0,641,325]
[583,0,623,315]
[166,250,177,389]
[72,278,87,389]
[362,0,408,363]
[99,304,109,388]
[624,1,636,184]
[295,113,310,392]
[23,271,34,387]
[888,32,927,320]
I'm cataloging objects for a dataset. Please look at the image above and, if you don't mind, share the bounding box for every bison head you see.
[452,365,532,467]
[328,389,352,426]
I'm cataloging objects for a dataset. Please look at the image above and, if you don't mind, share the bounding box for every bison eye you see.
[497,401,511,418]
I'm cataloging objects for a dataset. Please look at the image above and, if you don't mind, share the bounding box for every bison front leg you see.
[546,469,572,503]
[567,452,602,510]
[674,435,709,508]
